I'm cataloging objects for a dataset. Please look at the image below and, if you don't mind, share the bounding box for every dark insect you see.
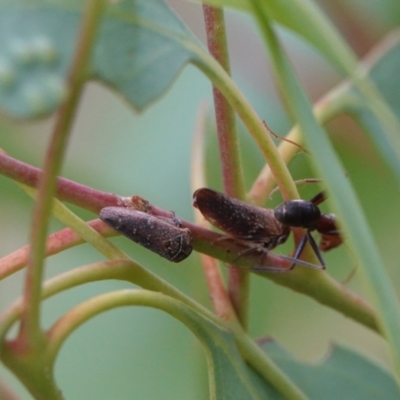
[193,188,341,271]
[274,191,341,268]
[100,207,193,262]
[193,188,290,251]
[193,188,311,271]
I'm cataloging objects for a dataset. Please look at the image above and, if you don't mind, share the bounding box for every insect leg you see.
[290,234,308,269]
[306,232,326,269]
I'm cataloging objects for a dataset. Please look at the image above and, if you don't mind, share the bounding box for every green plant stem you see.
[258,267,377,332]
[19,0,105,351]
[45,288,308,400]
[190,48,299,201]
[20,184,126,261]
[0,261,377,399]
[261,0,400,168]
[2,264,253,397]
[0,261,227,341]
[1,341,63,400]
[202,4,249,329]
[249,80,352,205]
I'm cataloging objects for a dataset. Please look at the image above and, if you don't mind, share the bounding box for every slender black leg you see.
[306,232,326,269]
[289,234,308,270]
[290,231,326,270]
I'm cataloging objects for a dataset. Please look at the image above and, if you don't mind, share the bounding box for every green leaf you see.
[92,0,199,110]
[260,340,400,400]
[0,5,76,118]
[0,0,200,118]
[194,324,279,400]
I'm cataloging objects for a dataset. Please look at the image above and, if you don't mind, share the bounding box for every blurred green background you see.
[1,0,400,398]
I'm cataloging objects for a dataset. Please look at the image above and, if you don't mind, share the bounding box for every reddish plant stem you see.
[0,220,108,280]
[203,5,249,328]
[0,216,303,282]
[202,7,244,196]
[0,152,190,222]
[0,152,120,213]
[200,254,241,322]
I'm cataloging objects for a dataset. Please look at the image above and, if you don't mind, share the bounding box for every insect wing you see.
[193,188,288,246]
[100,207,192,262]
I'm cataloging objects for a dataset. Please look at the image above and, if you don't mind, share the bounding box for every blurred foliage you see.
[1,0,400,399]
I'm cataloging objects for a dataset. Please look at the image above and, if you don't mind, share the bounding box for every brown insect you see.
[193,188,342,271]
[193,188,290,249]
[100,207,193,262]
